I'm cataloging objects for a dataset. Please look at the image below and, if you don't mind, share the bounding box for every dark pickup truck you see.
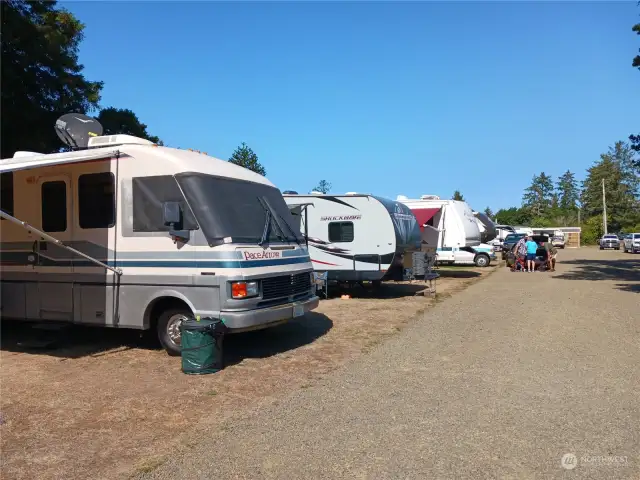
[501,233,526,260]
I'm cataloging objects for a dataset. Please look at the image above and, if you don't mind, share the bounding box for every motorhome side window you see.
[41,180,67,232]
[78,173,115,229]
[328,221,354,243]
[132,175,198,232]
[0,172,14,218]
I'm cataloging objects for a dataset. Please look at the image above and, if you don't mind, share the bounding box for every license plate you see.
[293,303,305,317]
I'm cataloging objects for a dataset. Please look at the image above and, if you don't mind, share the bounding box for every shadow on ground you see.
[553,258,640,293]
[0,312,333,360]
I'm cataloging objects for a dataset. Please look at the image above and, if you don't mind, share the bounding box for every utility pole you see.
[602,178,608,235]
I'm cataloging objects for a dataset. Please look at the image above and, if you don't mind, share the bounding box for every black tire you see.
[372,280,382,289]
[599,246,603,250]
[157,307,193,356]
[474,253,490,267]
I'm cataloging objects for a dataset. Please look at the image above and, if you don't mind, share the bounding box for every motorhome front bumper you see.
[220,295,320,332]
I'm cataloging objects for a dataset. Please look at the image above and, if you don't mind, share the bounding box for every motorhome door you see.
[35,174,74,321]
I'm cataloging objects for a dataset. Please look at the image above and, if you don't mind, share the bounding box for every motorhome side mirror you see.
[163,202,182,227]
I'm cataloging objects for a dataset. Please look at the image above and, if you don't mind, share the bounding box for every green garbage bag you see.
[180,318,224,375]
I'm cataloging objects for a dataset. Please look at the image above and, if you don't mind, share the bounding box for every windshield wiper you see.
[261,197,301,246]
[258,199,272,247]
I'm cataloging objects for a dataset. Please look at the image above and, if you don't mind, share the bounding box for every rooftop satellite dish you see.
[55,113,103,150]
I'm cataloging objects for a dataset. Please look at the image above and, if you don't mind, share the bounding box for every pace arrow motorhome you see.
[397,195,495,267]
[283,192,422,284]
[0,114,318,355]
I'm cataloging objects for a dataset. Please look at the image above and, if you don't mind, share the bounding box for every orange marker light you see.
[232,282,248,298]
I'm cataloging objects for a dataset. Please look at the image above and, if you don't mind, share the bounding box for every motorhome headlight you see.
[231,281,259,299]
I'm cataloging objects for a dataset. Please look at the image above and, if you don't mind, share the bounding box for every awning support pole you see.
[0,210,123,276]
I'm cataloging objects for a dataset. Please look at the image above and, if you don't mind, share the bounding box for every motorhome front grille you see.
[262,273,311,300]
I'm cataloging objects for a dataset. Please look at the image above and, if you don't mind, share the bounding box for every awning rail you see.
[0,210,122,276]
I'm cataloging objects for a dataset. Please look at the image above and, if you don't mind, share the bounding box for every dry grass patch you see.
[0,265,495,480]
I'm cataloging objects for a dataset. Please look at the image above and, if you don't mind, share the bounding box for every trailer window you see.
[0,172,14,218]
[78,173,115,229]
[328,222,354,243]
[41,181,67,232]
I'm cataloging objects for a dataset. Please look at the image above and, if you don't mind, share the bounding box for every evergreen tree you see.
[228,142,266,176]
[312,180,332,193]
[483,207,494,219]
[556,170,579,212]
[452,190,464,201]
[522,172,554,217]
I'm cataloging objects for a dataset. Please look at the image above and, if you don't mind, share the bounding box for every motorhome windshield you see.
[176,173,303,247]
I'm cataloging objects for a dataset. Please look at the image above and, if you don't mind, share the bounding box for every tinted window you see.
[41,181,67,232]
[505,234,524,242]
[132,175,198,232]
[79,173,115,229]
[0,172,13,217]
[329,222,354,242]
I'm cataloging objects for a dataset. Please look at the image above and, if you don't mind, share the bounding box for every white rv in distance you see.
[397,195,496,267]
[283,192,422,285]
[0,113,318,355]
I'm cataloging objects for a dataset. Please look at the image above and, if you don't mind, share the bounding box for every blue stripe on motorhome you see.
[0,251,311,268]
[0,241,307,260]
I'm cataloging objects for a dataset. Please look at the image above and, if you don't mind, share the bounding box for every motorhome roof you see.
[0,140,274,187]
[283,193,372,198]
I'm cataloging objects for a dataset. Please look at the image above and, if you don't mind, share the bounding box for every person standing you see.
[544,240,558,272]
[513,235,528,265]
[525,236,538,272]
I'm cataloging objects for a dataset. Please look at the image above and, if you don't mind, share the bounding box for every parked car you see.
[599,234,620,250]
[501,233,526,260]
[622,233,640,253]
[505,235,550,269]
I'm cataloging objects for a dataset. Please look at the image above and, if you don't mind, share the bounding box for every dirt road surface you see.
[140,247,639,480]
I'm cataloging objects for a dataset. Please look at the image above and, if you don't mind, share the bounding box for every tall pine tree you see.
[522,172,554,217]
[556,170,579,212]
[228,142,266,176]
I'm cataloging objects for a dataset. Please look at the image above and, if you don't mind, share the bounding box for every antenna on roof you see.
[55,113,103,150]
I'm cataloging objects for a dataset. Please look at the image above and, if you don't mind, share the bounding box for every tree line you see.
[482,140,639,244]
[469,9,640,244]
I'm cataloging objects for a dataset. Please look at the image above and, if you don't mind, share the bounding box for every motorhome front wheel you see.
[157,308,192,356]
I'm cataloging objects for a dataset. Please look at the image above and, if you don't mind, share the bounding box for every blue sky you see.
[63,1,639,212]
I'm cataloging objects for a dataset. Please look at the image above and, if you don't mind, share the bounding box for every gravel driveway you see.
[140,247,639,480]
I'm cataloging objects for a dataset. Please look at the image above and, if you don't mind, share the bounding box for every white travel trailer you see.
[397,195,495,267]
[283,193,422,284]
[0,114,318,355]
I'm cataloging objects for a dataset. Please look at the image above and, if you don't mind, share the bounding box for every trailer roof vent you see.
[396,195,409,201]
[345,192,358,195]
[420,194,440,200]
[310,190,324,195]
[282,190,298,195]
[88,134,154,148]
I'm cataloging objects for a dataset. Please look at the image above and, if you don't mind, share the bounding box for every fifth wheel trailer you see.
[397,195,496,267]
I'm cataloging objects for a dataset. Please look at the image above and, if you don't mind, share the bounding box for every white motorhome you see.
[283,193,421,284]
[397,195,495,267]
[0,114,318,355]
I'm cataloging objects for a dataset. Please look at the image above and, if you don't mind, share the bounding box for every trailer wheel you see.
[157,307,192,356]
[474,253,490,267]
